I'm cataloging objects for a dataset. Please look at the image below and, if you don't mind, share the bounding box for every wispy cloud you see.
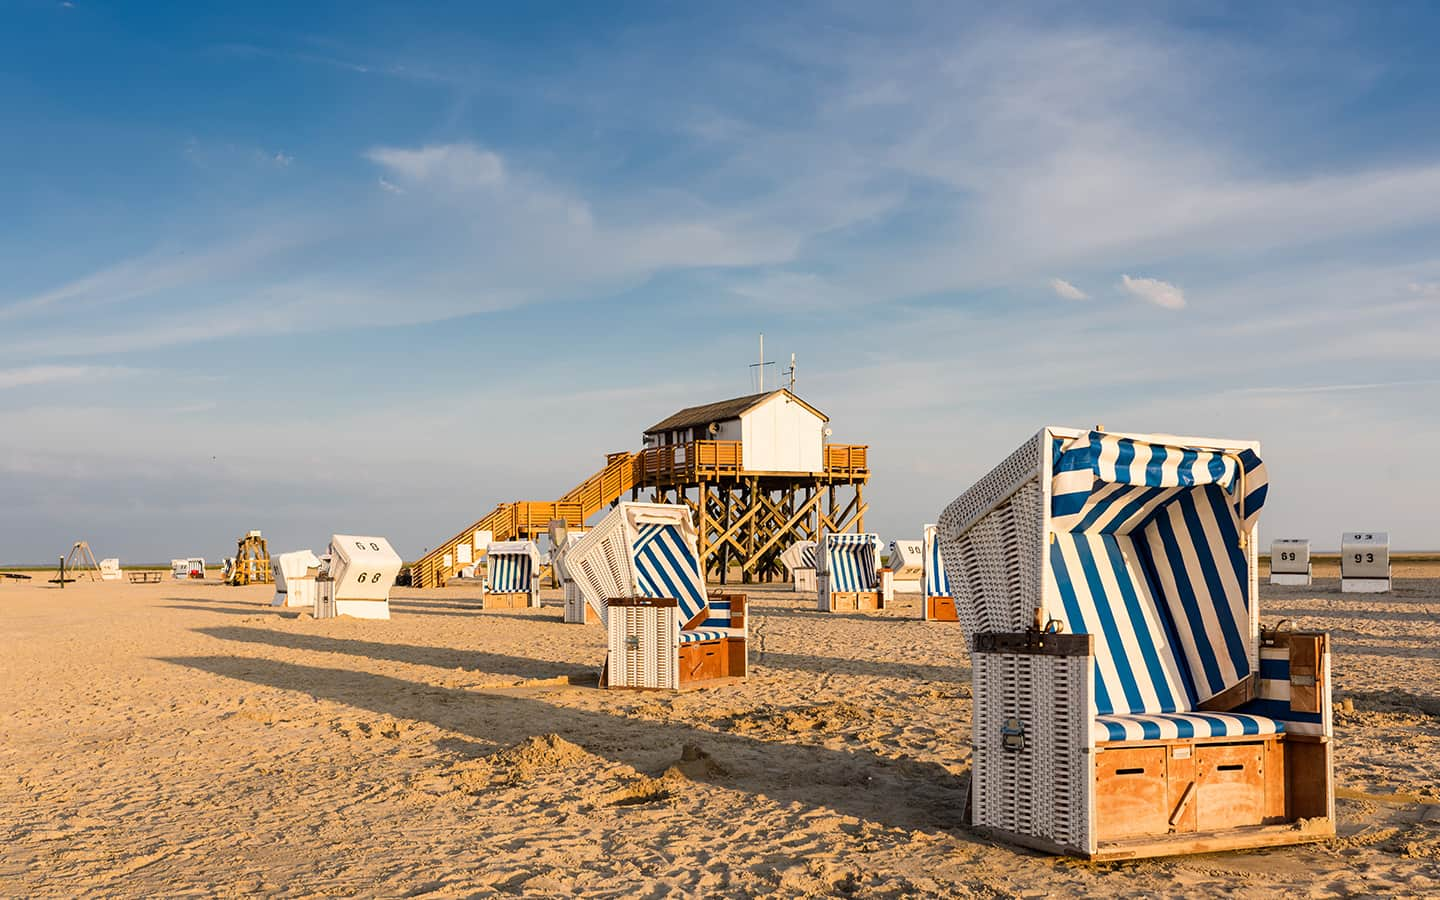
[0,365,136,390]
[1049,278,1088,300]
[1233,378,1440,395]
[366,143,505,190]
[1120,274,1186,309]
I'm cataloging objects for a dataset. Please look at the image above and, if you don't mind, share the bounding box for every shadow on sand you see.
[158,652,970,835]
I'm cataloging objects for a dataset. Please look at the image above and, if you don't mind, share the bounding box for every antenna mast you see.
[748,333,774,392]
[786,353,797,390]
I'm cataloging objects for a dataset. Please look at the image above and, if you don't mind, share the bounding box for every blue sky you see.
[3,1,1439,563]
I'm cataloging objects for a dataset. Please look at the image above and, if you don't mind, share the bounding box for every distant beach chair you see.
[1340,532,1390,593]
[272,550,321,607]
[553,532,593,624]
[779,540,817,593]
[315,535,401,620]
[482,540,542,609]
[938,426,1334,859]
[887,538,924,592]
[564,502,747,690]
[1269,539,1312,586]
[98,558,123,582]
[816,533,890,612]
[920,523,957,621]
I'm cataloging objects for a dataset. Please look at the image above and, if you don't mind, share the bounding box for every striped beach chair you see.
[482,541,541,609]
[938,427,1334,860]
[816,533,890,612]
[920,524,957,621]
[779,540,818,593]
[564,503,747,690]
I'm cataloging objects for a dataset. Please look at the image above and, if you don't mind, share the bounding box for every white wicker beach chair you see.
[938,427,1334,859]
[552,532,593,624]
[887,539,924,593]
[272,550,321,607]
[482,540,542,609]
[315,535,401,620]
[921,524,958,621]
[564,503,747,690]
[816,533,891,612]
[779,540,818,593]
[98,558,123,582]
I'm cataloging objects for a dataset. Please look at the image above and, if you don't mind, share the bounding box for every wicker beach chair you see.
[779,540,818,593]
[938,427,1334,859]
[315,535,401,620]
[921,523,958,621]
[272,550,321,607]
[816,533,891,612]
[564,502,747,690]
[482,540,542,609]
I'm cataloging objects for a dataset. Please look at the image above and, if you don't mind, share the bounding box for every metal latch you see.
[1002,717,1025,751]
[1291,674,1315,687]
[625,636,640,651]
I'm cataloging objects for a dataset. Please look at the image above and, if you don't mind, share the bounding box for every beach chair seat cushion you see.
[678,629,732,643]
[1093,711,1283,744]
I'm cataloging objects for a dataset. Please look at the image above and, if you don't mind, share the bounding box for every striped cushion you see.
[705,599,733,628]
[1234,646,1326,736]
[633,523,708,624]
[1094,712,1284,743]
[678,629,728,643]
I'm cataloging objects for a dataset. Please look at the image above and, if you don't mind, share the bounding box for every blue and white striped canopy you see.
[1051,431,1268,535]
[923,525,951,598]
[823,533,880,592]
[633,522,708,624]
[487,551,533,593]
[1045,431,1269,714]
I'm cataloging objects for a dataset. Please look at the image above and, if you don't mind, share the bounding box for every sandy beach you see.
[2,566,1438,898]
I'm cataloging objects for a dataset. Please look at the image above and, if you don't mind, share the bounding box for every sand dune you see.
[2,569,1438,897]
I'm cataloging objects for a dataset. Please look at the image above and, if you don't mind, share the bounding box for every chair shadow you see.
[761,651,969,684]
[159,604,292,617]
[158,654,971,835]
[755,606,923,624]
[194,626,600,680]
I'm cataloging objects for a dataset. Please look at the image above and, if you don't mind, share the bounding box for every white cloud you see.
[377,177,404,194]
[1120,274,1186,309]
[0,365,134,390]
[1049,278,1088,300]
[365,143,505,190]
[1408,281,1440,297]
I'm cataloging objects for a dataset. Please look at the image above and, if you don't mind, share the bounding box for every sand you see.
[2,567,1438,898]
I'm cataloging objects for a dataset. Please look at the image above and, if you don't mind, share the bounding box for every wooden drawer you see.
[679,640,725,683]
[927,596,959,621]
[1096,746,1170,840]
[1196,743,1266,831]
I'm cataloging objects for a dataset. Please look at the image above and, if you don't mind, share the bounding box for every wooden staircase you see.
[410,452,637,588]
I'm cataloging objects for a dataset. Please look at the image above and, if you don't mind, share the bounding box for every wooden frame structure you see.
[413,440,869,588]
[226,531,272,586]
[637,440,869,583]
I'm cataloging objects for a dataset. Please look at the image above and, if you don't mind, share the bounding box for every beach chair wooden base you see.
[1269,573,1312,586]
[925,596,959,621]
[825,590,883,612]
[483,592,536,609]
[679,637,747,684]
[1341,577,1390,593]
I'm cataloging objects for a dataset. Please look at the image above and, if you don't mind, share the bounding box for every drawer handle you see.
[1217,764,1245,772]
[1115,767,1147,776]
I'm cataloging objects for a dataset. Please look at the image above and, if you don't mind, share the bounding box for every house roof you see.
[643,389,827,435]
